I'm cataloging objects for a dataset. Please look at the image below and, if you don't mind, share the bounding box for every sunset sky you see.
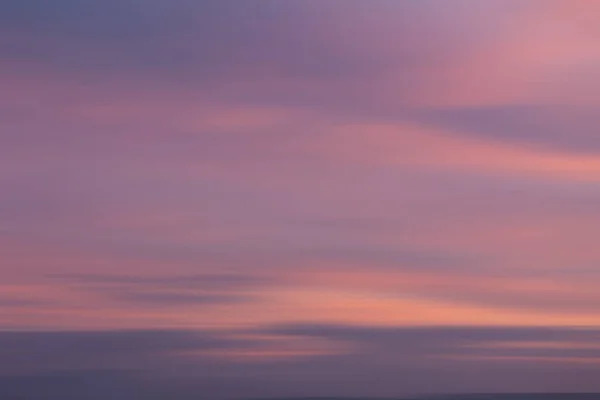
[2,0,600,398]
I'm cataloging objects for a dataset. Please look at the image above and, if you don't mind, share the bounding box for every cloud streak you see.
[2,1,600,396]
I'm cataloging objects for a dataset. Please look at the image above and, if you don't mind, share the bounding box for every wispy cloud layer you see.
[2,0,600,395]
[2,326,600,398]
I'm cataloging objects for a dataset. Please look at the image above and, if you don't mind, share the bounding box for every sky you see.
[2,0,600,398]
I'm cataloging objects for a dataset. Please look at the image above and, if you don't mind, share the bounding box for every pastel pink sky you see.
[2,0,600,397]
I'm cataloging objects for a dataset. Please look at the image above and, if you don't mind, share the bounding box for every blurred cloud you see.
[2,1,600,395]
[417,105,600,154]
[2,325,600,398]
[52,272,273,307]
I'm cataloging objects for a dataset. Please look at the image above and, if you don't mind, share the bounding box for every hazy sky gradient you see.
[2,0,600,397]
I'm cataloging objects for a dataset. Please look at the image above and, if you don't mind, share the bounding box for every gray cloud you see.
[0,330,231,374]
[50,273,271,307]
[0,0,502,117]
[0,297,44,307]
[54,272,270,288]
[2,326,600,398]
[419,106,600,154]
